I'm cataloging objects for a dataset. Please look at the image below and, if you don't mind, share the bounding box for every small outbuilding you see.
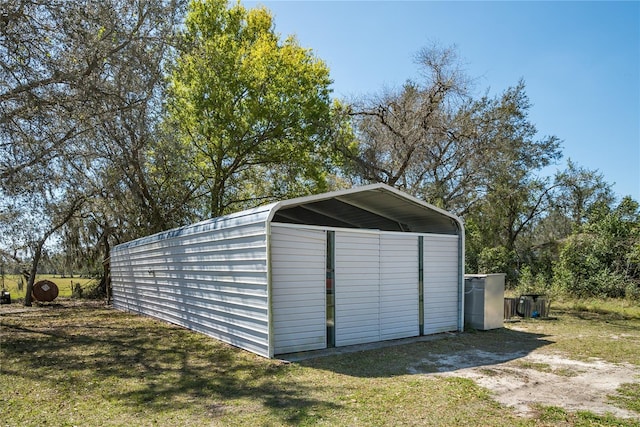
[110,184,465,358]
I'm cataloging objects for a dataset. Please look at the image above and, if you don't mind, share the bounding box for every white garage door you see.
[271,225,326,354]
[272,227,459,352]
[380,234,419,340]
[334,231,381,347]
[423,234,460,334]
[335,231,420,346]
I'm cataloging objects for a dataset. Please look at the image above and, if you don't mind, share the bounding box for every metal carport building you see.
[110,183,465,358]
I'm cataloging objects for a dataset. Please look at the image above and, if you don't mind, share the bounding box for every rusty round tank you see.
[32,280,59,302]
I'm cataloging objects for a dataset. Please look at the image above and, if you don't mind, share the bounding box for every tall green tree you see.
[166,0,337,217]
[342,47,562,283]
[553,159,615,227]
[460,82,562,282]
[1,0,187,303]
[69,0,191,295]
[517,162,616,281]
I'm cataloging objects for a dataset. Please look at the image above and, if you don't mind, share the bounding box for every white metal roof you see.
[268,183,463,235]
[116,184,464,251]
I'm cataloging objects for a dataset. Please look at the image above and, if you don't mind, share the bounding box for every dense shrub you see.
[551,197,639,300]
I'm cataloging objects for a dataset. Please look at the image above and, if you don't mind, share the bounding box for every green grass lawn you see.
[1,300,638,426]
[554,297,640,320]
[1,274,97,300]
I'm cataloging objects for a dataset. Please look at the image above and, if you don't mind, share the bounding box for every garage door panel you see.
[335,232,421,345]
[274,227,457,352]
[380,234,419,340]
[335,232,380,347]
[423,234,459,335]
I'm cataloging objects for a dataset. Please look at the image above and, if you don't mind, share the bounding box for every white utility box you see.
[464,274,505,330]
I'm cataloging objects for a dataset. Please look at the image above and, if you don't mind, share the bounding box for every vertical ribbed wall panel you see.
[379,234,419,340]
[110,207,271,357]
[423,234,459,334]
[271,224,326,354]
[334,231,381,347]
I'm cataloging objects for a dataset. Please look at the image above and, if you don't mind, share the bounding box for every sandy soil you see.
[409,348,640,420]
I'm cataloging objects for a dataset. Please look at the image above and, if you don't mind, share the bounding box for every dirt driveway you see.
[286,311,640,421]
[409,332,640,420]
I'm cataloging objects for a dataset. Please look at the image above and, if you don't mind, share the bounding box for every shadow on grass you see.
[0,302,339,425]
[297,327,554,378]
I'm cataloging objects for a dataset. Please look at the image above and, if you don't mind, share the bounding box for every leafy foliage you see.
[552,197,640,299]
[341,44,637,299]
[1,1,637,303]
[165,0,339,216]
[0,0,187,302]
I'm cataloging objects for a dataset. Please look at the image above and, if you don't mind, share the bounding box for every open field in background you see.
[1,300,639,426]
[0,274,98,300]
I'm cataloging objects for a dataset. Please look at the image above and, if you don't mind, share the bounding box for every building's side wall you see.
[110,211,271,357]
[423,234,459,334]
[270,225,326,354]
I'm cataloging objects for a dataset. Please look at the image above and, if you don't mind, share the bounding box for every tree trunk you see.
[22,197,85,306]
[24,242,44,307]
[102,237,111,303]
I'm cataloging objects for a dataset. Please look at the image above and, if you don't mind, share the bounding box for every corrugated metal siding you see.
[271,224,326,354]
[380,234,419,340]
[332,230,426,346]
[109,186,464,359]
[334,231,381,347]
[110,208,271,357]
[423,234,459,334]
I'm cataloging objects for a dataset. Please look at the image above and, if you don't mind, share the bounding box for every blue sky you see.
[244,1,640,201]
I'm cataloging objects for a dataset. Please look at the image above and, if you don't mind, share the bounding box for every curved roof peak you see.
[268,183,463,235]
